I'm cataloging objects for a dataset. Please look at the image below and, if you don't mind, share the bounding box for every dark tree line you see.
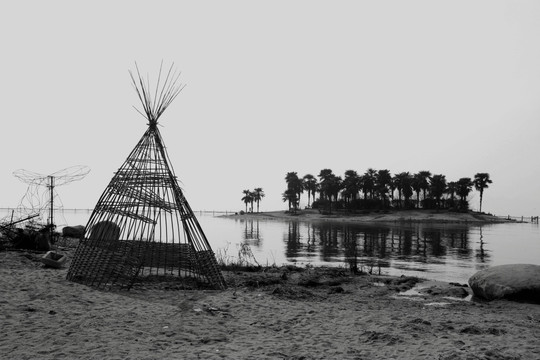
[283,169,492,213]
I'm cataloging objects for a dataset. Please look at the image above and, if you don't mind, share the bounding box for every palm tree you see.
[456,177,473,210]
[473,173,492,212]
[361,168,377,200]
[430,174,447,209]
[282,189,299,212]
[318,169,342,213]
[402,176,414,208]
[393,172,412,209]
[412,173,422,208]
[342,170,361,206]
[317,169,334,201]
[302,174,318,208]
[253,187,265,213]
[376,169,392,208]
[388,180,396,204]
[241,189,253,213]
[416,170,432,207]
[285,172,303,205]
[328,175,343,203]
[446,181,458,201]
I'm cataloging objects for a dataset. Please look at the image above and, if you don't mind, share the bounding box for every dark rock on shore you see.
[62,225,85,239]
[468,264,540,303]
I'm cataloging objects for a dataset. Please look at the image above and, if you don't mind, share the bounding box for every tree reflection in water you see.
[241,219,262,247]
[285,222,301,259]
[235,218,491,279]
[279,221,478,273]
[215,216,537,282]
[475,226,490,262]
[317,223,341,262]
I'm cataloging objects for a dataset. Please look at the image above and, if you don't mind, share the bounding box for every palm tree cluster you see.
[241,188,265,213]
[282,172,304,212]
[284,169,492,213]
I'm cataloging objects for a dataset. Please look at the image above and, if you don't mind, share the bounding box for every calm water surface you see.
[3,209,539,284]
[201,215,540,284]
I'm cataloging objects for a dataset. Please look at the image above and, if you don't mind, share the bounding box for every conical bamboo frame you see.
[67,64,226,290]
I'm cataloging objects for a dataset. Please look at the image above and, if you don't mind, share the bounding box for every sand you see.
[1,243,540,360]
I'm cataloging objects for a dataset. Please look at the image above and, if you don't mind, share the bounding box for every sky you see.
[1,1,540,217]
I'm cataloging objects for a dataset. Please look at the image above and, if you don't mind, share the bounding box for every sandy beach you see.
[1,241,539,360]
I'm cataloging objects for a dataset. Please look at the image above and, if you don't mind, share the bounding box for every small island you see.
[237,169,534,223]
[226,208,513,224]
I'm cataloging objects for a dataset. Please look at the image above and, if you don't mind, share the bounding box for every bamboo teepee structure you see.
[67,64,226,290]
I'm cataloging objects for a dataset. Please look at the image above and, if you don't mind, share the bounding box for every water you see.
[203,216,540,284]
[2,209,539,284]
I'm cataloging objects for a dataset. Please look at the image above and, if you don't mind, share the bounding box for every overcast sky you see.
[2,1,540,217]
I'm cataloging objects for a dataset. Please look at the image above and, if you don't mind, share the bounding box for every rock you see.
[62,225,85,239]
[468,264,540,302]
[13,229,50,250]
[36,233,51,251]
[89,221,120,241]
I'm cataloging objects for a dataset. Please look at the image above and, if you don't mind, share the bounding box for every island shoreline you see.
[223,209,514,224]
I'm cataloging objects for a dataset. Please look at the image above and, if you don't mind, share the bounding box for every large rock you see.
[89,221,120,241]
[468,264,540,302]
[62,225,85,239]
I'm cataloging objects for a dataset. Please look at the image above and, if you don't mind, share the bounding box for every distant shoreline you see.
[223,209,514,224]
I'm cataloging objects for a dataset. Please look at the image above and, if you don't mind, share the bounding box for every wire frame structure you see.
[13,165,91,229]
[67,64,226,290]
